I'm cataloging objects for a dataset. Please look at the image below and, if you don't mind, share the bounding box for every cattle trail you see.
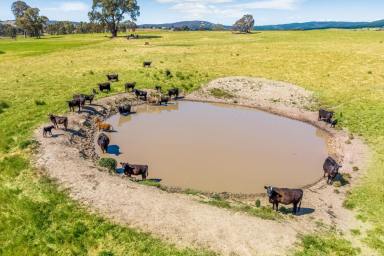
[34,77,375,256]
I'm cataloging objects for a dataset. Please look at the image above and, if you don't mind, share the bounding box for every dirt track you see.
[34,77,374,256]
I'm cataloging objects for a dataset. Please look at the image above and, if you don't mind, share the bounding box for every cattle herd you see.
[43,75,343,215]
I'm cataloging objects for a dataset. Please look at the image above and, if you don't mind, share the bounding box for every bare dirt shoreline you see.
[33,77,375,256]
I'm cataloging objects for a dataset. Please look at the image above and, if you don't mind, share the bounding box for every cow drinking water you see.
[264,186,303,215]
[323,157,342,184]
[118,104,132,115]
[168,88,179,99]
[120,162,148,180]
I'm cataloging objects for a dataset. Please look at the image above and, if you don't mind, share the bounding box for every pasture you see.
[1,29,384,255]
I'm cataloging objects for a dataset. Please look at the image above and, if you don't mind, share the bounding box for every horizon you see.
[0,0,384,26]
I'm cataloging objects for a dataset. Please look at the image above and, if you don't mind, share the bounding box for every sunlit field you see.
[1,29,384,255]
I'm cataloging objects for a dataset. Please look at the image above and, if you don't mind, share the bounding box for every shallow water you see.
[97,101,329,194]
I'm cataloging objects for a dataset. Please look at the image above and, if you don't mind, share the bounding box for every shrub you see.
[35,100,46,106]
[98,158,117,171]
[295,233,360,256]
[19,139,38,149]
[209,88,234,99]
[255,199,261,208]
[0,100,10,113]
[164,69,172,78]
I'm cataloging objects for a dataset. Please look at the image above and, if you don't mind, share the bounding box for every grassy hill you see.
[0,30,384,255]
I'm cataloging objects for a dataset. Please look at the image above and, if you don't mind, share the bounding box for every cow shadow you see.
[119,111,136,116]
[107,145,121,155]
[116,167,125,174]
[66,128,86,138]
[80,105,105,116]
[280,207,315,216]
[50,133,64,138]
[147,178,162,183]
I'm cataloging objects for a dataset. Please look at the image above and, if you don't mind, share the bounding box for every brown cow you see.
[264,186,303,215]
[95,118,113,131]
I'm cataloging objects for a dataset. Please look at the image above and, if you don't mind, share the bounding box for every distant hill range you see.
[254,20,384,30]
[139,19,384,30]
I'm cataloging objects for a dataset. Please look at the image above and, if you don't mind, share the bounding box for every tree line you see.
[0,0,254,38]
[1,0,140,38]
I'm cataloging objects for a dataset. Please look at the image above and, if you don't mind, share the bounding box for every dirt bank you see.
[33,77,374,256]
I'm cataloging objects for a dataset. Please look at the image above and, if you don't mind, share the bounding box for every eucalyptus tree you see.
[89,0,140,37]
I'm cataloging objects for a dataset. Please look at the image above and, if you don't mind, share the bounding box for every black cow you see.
[97,133,110,153]
[318,109,334,123]
[120,162,148,180]
[49,114,68,130]
[168,88,179,99]
[125,82,136,92]
[73,94,95,105]
[155,85,162,92]
[99,82,111,92]
[107,74,119,82]
[323,157,342,184]
[134,89,147,100]
[43,125,55,137]
[118,104,132,115]
[68,97,85,112]
[264,186,303,214]
[330,119,338,128]
[159,95,169,105]
[143,61,152,68]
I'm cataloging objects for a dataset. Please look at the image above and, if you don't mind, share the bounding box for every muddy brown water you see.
[96,101,329,194]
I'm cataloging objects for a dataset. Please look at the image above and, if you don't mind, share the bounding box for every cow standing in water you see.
[264,186,303,215]
[120,162,148,180]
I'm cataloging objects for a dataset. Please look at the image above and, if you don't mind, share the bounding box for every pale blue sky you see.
[1,0,383,25]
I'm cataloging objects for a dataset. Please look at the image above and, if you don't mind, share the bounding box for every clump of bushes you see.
[164,69,172,78]
[209,88,235,99]
[19,139,38,149]
[0,100,10,113]
[35,100,46,106]
[98,158,117,172]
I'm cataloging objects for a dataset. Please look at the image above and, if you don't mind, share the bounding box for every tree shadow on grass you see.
[36,36,63,40]
[105,35,163,39]
[0,50,5,54]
